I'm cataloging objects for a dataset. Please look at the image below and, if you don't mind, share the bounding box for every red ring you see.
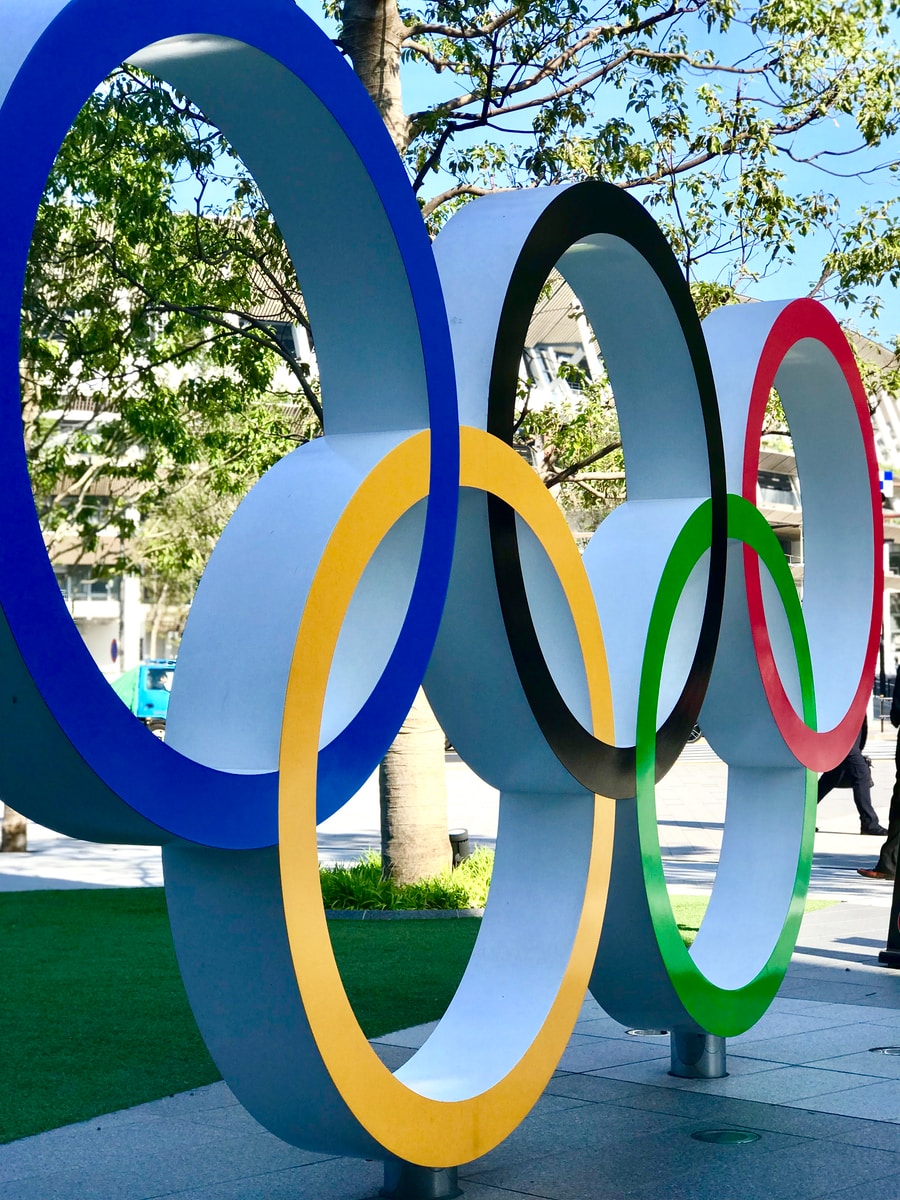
[742,299,882,771]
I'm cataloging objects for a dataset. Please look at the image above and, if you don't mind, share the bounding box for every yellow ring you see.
[279,426,615,1165]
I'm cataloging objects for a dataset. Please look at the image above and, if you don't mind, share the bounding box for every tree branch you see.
[406,5,703,127]
[419,182,497,217]
[405,8,519,41]
[544,439,622,488]
[622,108,830,190]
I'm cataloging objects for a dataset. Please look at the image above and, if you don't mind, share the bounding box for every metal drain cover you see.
[869,1046,900,1055]
[625,1028,669,1037]
[691,1129,761,1145]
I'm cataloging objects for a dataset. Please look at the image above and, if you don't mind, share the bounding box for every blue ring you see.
[0,0,457,848]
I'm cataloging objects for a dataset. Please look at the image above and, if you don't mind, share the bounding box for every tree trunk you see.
[147,581,168,659]
[340,0,410,153]
[380,690,451,883]
[1,804,27,852]
[342,0,450,884]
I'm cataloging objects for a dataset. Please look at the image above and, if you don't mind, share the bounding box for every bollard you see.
[382,1161,461,1199]
[669,1030,727,1078]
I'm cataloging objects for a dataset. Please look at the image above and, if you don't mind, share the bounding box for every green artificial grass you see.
[329,918,481,1037]
[0,887,482,1144]
[0,885,837,1145]
[673,894,712,945]
[0,888,219,1145]
[672,894,835,945]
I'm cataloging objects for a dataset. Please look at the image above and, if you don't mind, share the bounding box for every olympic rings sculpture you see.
[0,0,882,1171]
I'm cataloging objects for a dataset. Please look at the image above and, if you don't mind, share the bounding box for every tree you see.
[1,805,27,853]
[22,69,320,594]
[379,689,452,881]
[333,0,900,509]
[334,1,900,323]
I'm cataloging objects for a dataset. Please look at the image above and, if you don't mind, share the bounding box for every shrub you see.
[320,847,493,910]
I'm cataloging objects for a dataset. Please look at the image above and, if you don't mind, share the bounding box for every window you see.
[54,565,120,602]
[757,469,799,508]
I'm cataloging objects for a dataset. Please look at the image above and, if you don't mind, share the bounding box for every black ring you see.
[486,181,727,796]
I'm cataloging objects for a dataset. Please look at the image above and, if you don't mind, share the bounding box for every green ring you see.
[635,494,816,1034]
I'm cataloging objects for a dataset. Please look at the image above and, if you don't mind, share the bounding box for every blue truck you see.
[110,659,176,738]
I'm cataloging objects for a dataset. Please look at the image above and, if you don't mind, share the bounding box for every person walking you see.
[858,691,900,881]
[817,716,886,835]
